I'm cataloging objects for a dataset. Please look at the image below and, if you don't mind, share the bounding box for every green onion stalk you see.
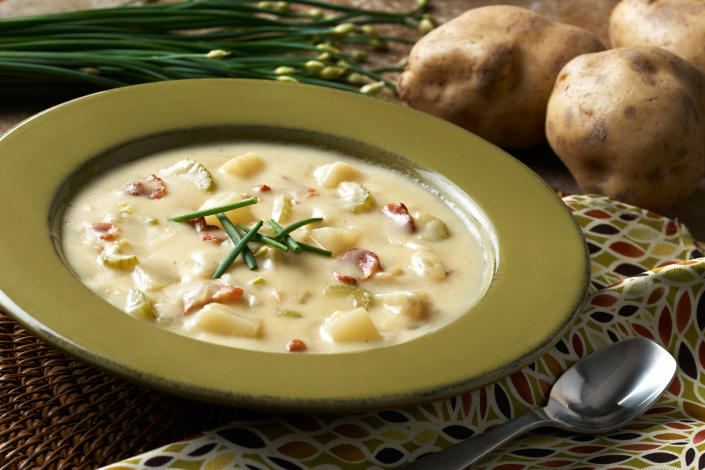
[0,0,431,100]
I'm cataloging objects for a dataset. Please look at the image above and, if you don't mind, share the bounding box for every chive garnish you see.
[212,220,263,279]
[275,217,323,238]
[169,196,257,222]
[298,242,332,257]
[216,213,257,271]
[268,219,302,254]
[236,224,289,252]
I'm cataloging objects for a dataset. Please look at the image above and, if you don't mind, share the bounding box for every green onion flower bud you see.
[274,66,297,75]
[360,81,385,95]
[360,25,378,39]
[307,8,324,18]
[276,76,298,83]
[418,17,434,34]
[369,38,388,51]
[316,43,341,54]
[331,23,355,36]
[205,49,231,59]
[346,72,368,85]
[304,60,325,73]
[317,52,332,62]
[350,50,368,63]
[274,1,289,13]
[416,0,428,9]
[320,66,346,80]
[257,1,274,9]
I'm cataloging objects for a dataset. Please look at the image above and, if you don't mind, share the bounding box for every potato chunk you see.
[409,249,446,280]
[219,152,264,177]
[321,307,381,343]
[200,192,255,229]
[308,227,360,256]
[192,303,261,338]
[377,291,429,319]
[313,161,360,188]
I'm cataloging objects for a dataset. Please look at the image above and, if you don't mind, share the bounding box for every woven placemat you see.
[0,309,249,470]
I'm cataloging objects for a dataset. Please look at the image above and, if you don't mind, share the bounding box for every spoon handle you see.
[402,408,552,469]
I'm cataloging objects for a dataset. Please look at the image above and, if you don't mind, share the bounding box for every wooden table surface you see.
[1,0,703,240]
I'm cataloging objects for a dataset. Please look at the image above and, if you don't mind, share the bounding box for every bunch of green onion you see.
[0,0,433,100]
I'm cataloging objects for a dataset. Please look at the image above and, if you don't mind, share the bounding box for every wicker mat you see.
[0,309,248,470]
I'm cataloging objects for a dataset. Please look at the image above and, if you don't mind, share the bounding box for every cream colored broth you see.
[61,141,490,353]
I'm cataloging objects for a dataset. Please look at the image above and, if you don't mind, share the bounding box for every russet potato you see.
[398,5,604,148]
[545,46,705,211]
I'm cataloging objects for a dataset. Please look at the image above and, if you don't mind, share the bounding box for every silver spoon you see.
[402,337,677,469]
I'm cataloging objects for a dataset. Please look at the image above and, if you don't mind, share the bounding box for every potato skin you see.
[610,0,705,73]
[397,6,604,148]
[546,46,705,212]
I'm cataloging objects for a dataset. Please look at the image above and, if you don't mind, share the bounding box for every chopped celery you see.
[324,284,374,309]
[272,193,293,223]
[99,244,137,269]
[278,310,303,318]
[338,181,374,213]
[125,289,155,320]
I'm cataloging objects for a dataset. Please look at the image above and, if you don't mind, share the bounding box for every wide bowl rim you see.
[0,78,589,411]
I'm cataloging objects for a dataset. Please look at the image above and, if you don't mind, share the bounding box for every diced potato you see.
[192,303,261,337]
[132,266,171,291]
[99,244,137,269]
[219,152,264,177]
[320,307,381,343]
[200,192,255,229]
[125,289,156,320]
[271,193,293,223]
[338,181,375,212]
[377,291,429,319]
[313,161,360,188]
[162,159,215,191]
[308,227,360,256]
[414,211,450,241]
[409,250,446,280]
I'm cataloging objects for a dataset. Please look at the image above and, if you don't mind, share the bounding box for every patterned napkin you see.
[104,194,705,470]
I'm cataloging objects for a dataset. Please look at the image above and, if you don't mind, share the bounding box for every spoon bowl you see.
[403,337,677,469]
[546,337,677,433]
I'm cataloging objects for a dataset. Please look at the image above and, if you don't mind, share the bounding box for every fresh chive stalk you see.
[268,219,302,254]
[212,220,263,278]
[236,223,289,252]
[169,196,257,222]
[274,217,323,237]
[216,213,257,270]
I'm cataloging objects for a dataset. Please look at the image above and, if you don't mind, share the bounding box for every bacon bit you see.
[198,232,227,243]
[124,174,167,200]
[188,217,219,232]
[292,187,319,204]
[332,271,357,285]
[91,223,120,241]
[382,203,415,233]
[287,339,307,352]
[341,248,383,280]
[254,184,271,192]
[212,286,244,302]
[183,283,244,314]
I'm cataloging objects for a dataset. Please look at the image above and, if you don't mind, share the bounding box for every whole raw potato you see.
[610,0,705,73]
[397,6,604,148]
[546,46,705,212]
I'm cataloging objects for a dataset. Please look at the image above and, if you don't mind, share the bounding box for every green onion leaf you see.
[169,196,257,222]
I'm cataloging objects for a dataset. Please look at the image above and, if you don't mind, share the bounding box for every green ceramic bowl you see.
[0,79,589,411]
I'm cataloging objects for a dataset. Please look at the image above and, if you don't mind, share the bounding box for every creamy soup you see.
[61,141,491,353]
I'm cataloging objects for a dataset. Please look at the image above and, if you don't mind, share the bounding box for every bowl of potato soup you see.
[0,79,589,410]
